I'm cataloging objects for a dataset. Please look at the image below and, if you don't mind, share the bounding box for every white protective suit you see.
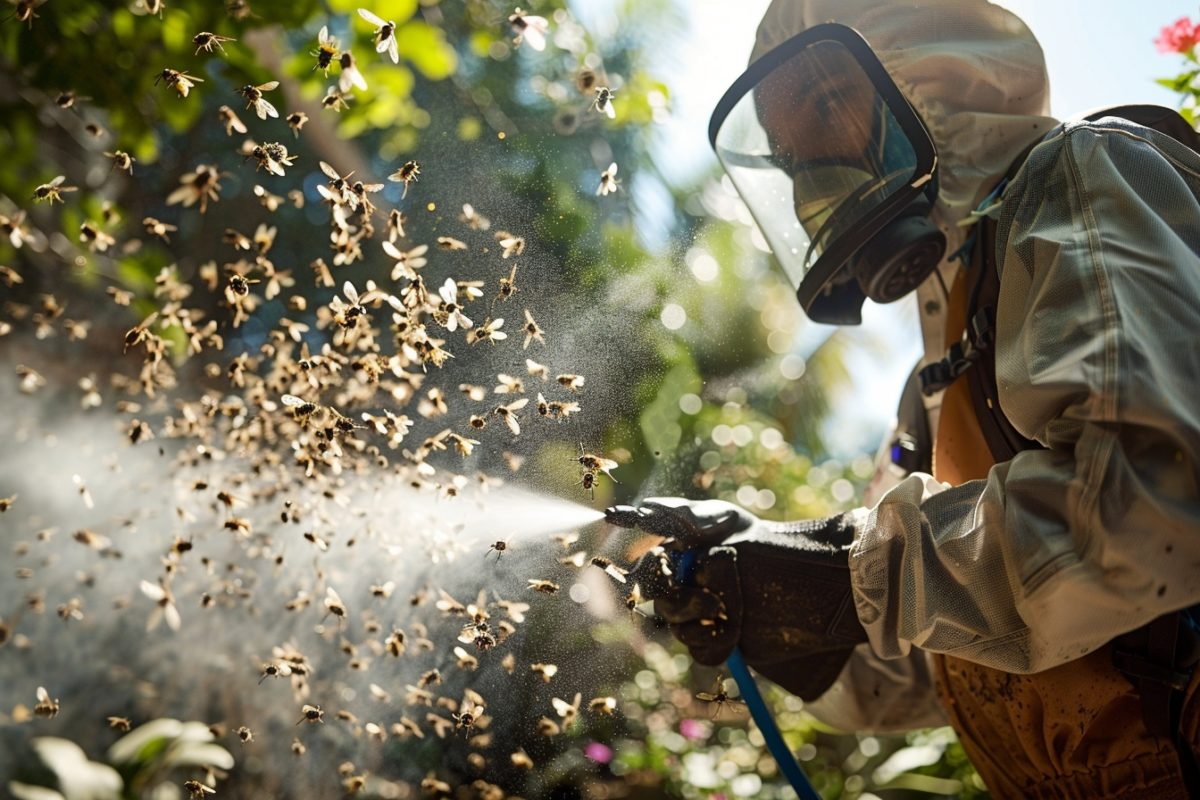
[748,0,1200,733]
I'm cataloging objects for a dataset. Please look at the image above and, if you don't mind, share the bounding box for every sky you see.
[645,0,1193,455]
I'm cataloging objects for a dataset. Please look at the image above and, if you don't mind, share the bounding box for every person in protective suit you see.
[607,1,1200,797]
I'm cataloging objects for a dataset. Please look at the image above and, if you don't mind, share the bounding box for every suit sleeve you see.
[847,120,1200,672]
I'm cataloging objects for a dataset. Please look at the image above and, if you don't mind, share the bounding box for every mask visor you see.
[710,24,937,323]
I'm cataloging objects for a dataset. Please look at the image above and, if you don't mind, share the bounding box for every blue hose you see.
[674,550,821,800]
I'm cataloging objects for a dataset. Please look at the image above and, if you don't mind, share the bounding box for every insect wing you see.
[521,21,547,51]
[603,562,628,584]
[385,36,399,63]
[357,7,387,27]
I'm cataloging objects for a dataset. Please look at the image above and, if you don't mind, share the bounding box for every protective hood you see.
[749,0,1056,281]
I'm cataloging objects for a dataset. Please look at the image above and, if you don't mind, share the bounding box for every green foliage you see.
[7,719,233,800]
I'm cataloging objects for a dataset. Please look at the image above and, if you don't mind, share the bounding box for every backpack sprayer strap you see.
[673,550,821,800]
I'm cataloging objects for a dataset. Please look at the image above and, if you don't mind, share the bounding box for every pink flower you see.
[1156,16,1200,54]
[679,718,705,740]
[584,742,613,764]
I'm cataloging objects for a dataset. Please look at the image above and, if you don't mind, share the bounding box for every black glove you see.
[609,497,866,701]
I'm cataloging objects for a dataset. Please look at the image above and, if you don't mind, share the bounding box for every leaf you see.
[30,738,122,800]
[8,783,67,800]
[396,20,457,80]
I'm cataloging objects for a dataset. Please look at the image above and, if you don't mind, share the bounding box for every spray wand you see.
[671,548,821,800]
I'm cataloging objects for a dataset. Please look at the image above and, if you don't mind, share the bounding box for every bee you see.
[140,578,181,632]
[139,0,166,16]
[184,780,216,798]
[559,550,587,568]
[10,0,41,28]
[492,397,527,434]
[578,446,618,478]
[590,86,616,119]
[485,539,509,560]
[238,81,280,120]
[696,673,745,719]
[296,704,324,725]
[459,383,487,402]
[54,90,90,110]
[291,738,306,756]
[549,398,581,419]
[468,414,487,430]
[508,7,549,51]
[537,717,561,737]
[597,161,620,196]
[157,68,204,98]
[459,618,496,651]
[551,692,582,726]
[107,716,132,731]
[193,31,236,54]
[495,373,524,394]
[79,221,116,252]
[32,175,77,204]
[418,668,442,688]
[525,358,548,382]
[248,142,296,176]
[578,470,597,498]
[323,586,347,625]
[281,393,319,419]
[590,555,629,584]
[321,85,350,112]
[435,588,467,616]
[452,703,485,736]
[556,373,584,392]
[527,578,560,594]
[358,8,398,64]
[286,111,308,137]
[496,231,525,258]
[589,696,617,716]
[312,26,339,74]
[105,150,135,175]
[511,749,534,769]
[386,208,407,242]
[522,309,544,349]
[388,160,420,198]
[460,203,490,230]
[0,495,13,512]
[333,280,367,328]
[34,686,59,718]
[470,317,507,346]
[259,661,292,684]
[337,51,368,92]
[625,583,647,617]
[453,646,479,671]
[216,105,247,135]
[495,264,518,303]
[143,217,177,242]
[446,432,479,456]
[318,159,356,206]
[437,235,468,251]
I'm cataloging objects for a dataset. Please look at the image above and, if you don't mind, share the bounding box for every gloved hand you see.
[608,497,867,701]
